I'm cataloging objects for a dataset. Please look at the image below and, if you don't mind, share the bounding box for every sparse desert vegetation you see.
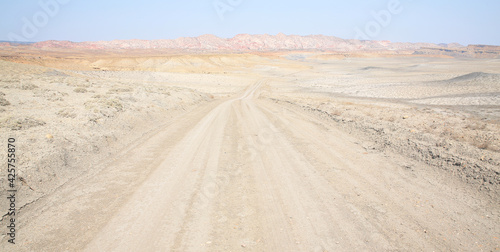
[1,0,499,248]
[0,47,499,251]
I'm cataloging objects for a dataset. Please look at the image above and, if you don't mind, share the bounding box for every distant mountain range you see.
[0,33,457,51]
[0,34,498,58]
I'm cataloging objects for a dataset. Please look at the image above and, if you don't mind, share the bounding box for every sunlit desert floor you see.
[0,51,499,251]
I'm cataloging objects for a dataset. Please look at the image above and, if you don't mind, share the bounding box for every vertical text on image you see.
[6,138,17,245]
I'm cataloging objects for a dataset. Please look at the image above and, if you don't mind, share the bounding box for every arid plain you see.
[0,47,499,251]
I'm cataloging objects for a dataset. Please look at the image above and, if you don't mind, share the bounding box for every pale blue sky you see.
[0,0,498,45]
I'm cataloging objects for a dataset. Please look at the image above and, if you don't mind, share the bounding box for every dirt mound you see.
[360,66,384,71]
[446,72,500,83]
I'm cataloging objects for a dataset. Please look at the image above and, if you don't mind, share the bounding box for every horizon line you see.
[3,33,496,47]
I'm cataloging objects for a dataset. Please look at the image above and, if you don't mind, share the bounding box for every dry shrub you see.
[57,109,77,118]
[107,87,133,94]
[0,93,10,106]
[74,87,88,93]
[1,117,46,130]
[465,123,487,131]
[20,83,38,90]
[85,97,124,119]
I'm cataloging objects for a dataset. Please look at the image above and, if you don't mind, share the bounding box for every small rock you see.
[46,134,53,139]
[402,115,409,119]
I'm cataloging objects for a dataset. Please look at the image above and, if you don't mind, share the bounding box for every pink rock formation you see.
[27,33,449,52]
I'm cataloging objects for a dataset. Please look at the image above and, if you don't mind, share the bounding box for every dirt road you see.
[2,80,498,251]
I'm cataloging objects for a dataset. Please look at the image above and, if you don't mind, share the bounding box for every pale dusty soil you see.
[0,52,499,251]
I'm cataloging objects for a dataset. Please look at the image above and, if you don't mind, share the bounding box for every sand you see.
[0,50,499,251]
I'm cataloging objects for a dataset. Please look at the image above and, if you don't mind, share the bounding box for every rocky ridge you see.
[1,33,462,52]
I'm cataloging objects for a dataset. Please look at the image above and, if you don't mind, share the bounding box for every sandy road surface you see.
[2,80,498,251]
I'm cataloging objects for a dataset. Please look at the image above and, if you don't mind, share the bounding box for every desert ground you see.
[0,50,499,251]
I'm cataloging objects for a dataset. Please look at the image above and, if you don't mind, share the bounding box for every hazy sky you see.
[0,0,498,45]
